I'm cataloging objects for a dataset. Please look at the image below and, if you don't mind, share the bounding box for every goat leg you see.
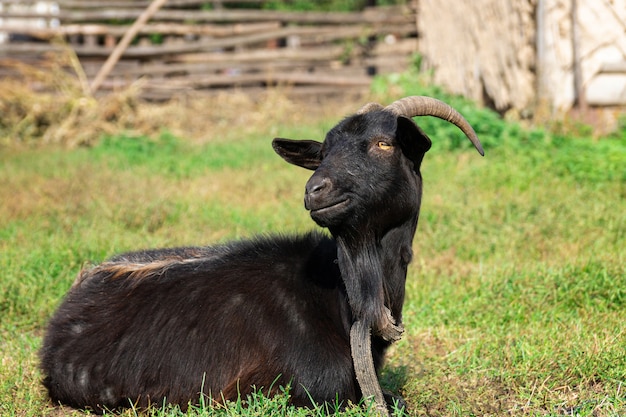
[350,319,390,417]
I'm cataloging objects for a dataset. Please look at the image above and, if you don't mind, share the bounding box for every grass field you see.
[1,82,625,416]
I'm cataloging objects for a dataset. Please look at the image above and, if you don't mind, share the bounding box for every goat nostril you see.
[306,177,330,195]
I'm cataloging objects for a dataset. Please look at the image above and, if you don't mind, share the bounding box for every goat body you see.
[40,97,482,413]
[41,233,367,410]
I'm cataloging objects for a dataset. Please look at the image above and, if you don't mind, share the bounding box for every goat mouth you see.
[309,199,351,216]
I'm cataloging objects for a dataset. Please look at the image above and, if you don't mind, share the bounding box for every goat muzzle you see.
[304,175,352,227]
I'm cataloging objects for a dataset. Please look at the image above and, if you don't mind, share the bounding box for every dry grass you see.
[1,52,140,147]
[0,50,365,148]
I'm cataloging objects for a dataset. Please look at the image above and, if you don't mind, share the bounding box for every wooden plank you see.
[69,24,413,57]
[1,22,282,39]
[586,73,626,106]
[107,71,372,90]
[168,45,346,64]
[0,43,57,55]
[0,6,412,25]
[45,7,413,25]
[56,0,265,8]
[139,84,367,101]
[82,54,348,79]
[119,56,344,77]
[91,72,371,99]
[158,87,365,101]
[84,60,322,78]
[599,61,626,73]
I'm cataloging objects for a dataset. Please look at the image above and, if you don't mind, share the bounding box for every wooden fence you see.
[0,1,418,99]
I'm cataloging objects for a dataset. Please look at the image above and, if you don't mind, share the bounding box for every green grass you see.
[1,92,625,416]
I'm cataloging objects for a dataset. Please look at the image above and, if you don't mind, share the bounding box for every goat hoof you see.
[383,390,407,415]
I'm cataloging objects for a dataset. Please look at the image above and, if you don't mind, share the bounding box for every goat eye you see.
[376,141,393,151]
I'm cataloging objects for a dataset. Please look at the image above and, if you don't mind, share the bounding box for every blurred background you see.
[1,0,624,144]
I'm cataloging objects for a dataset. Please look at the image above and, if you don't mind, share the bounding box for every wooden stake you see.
[90,0,168,94]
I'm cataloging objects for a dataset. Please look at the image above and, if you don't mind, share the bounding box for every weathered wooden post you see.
[90,0,168,94]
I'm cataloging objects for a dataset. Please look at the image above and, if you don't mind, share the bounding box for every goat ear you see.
[272,138,322,170]
[396,116,432,168]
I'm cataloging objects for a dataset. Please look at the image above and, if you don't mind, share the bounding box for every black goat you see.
[39,96,483,414]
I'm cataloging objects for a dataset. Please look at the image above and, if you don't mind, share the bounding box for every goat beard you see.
[335,235,403,338]
[336,236,387,330]
[335,234,402,416]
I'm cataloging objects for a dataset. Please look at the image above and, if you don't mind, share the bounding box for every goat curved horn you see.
[385,96,485,156]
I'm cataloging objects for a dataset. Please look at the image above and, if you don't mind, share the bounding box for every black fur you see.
[40,108,432,412]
